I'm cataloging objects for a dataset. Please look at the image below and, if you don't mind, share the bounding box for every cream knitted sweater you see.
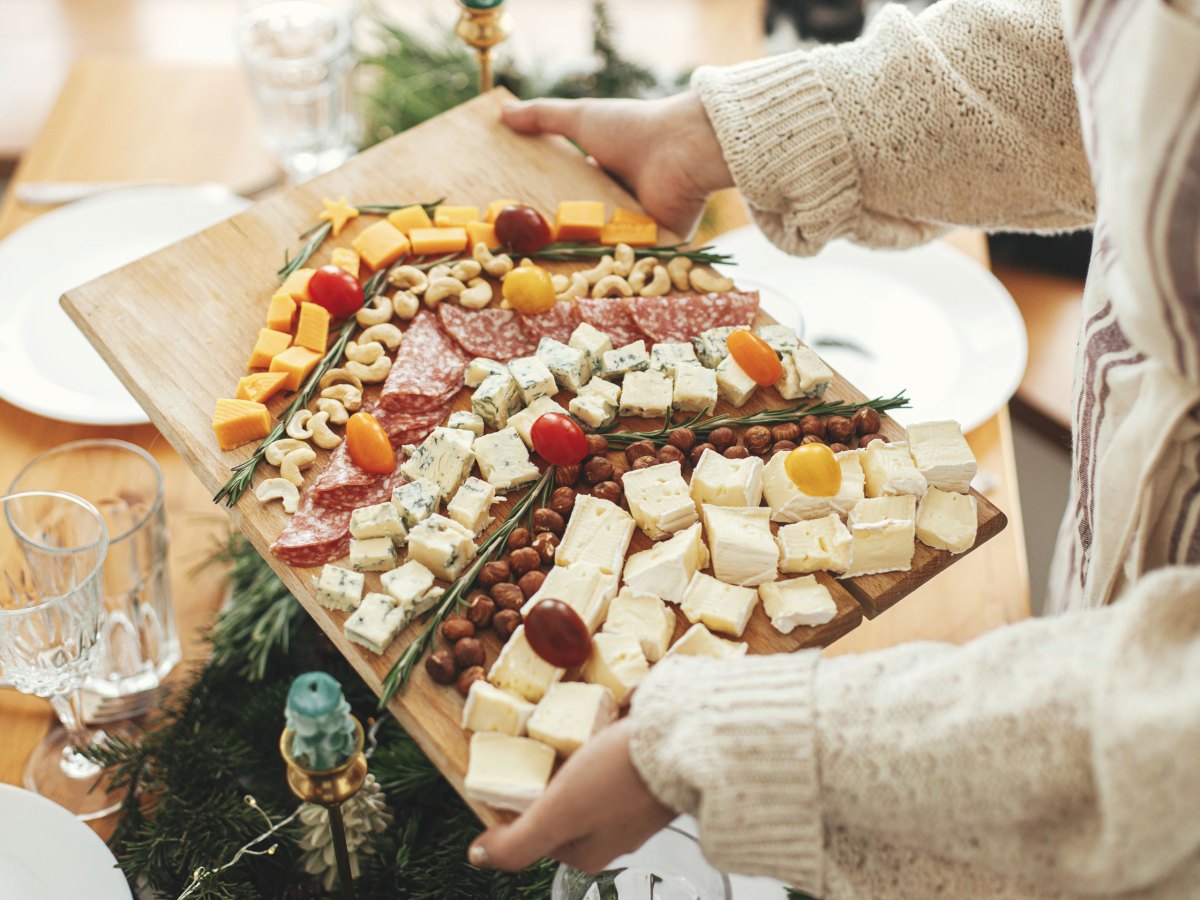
[628,0,1200,896]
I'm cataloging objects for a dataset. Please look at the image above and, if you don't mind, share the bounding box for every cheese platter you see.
[62,90,1005,825]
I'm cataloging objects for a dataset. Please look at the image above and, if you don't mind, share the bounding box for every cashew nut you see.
[265,440,316,487]
[688,266,735,293]
[393,290,419,320]
[579,255,616,286]
[626,257,658,292]
[346,355,392,383]
[551,274,569,293]
[591,274,633,298]
[424,276,466,308]
[458,278,493,310]
[286,409,317,440]
[473,242,514,277]
[555,271,589,302]
[320,368,362,392]
[345,340,385,365]
[667,256,693,292]
[308,411,342,450]
[265,438,311,466]
[316,397,350,425]
[388,265,428,294]
[427,264,452,282]
[359,323,403,349]
[255,478,300,514]
[355,294,393,327]
[612,243,635,278]
[641,265,672,297]
[450,259,482,282]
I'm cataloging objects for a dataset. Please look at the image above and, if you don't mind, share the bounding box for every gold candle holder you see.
[454,0,514,94]
[280,717,368,900]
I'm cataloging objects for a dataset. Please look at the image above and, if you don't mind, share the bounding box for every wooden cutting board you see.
[62,89,1004,825]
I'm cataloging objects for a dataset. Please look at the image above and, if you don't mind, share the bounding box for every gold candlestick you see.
[280,717,368,900]
[454,0,514,94]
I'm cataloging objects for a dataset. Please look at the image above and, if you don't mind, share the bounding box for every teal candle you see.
[461,0,504,8]
[285,672,356,771]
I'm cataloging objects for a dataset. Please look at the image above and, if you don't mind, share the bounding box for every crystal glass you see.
[237,0,359,182]
[11,439,179,723]
[0,491,130,820]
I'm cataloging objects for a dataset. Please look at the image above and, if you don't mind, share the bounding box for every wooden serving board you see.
[63,90,1004,825]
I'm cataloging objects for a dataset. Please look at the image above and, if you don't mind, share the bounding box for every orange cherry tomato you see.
[726,329,783,386]
[345,412,395,474]
[784,443,841,497]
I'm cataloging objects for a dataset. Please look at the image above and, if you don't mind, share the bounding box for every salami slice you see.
[439,304,537,362]
[270,493,351,568]
[520,301,583,345]
[381,310,468,412]
[374,401,453,449]
[309,443,407,510]
[577,297,647,348]
[628,291,760,343]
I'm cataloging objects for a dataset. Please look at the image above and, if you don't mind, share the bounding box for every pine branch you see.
[529,241,735,266]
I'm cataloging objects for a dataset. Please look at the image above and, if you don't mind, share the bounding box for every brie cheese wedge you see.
[862,441,927,499]
[777,513,852,574]
[758,576,838,634]
[679,570,760,637]
[916,487,977,554]
[671,364,718,415]
[488,625,564,702]
[581,632,648,705]
[618,369,673,419]
[715,354,757,408]
[664,622,749,660]
[521,560,614,632]
[527,682,618,757]
[845,495,916,576]
[905,420,977,493]
[602,587,675,662]
[762,449,865,522]
[555,494,636,577]
[690,448,764,508]
[621,521,708,604]
[464,732,555,812]
[701,504,779,586]
[461,681,536,736]
[621,460,698,540]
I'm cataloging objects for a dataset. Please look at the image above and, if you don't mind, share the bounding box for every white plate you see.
[0,185,251,425]
[711,227,1027,433]
[0,783,133,900]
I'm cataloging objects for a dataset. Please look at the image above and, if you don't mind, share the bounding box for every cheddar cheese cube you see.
[330,247,360,279]
[352,220,410,270]
[409,227,468,256]
[295,302,331,353]
[248,328,292,369]
[434,205,481,227]
[269,345,323,391]
[485,199,519,223]
[266,292,296,332]
[555,201,605,241]
[236,371,289,404]
[611,207,656,225]
[213,398,271,451]
[280,267,314,302]
[599,221,657,247]
[386,204,433,234]
[466,221,498,249]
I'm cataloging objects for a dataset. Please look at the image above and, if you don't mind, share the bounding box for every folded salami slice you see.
[520,301,583,345]
[309,442,407,511]
[381,310,468,412]
[270,492,352,568]
[577,297,647,348]
[439,304,538,362]
[628,291,760,343]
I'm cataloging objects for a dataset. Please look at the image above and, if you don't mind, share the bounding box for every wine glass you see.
[0,491,129,820]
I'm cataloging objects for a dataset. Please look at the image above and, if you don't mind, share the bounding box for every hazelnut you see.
[518,569,546,599]
[771,422,802,444]
[631,455,657,470]
[772,440,797,455]
[507,527,532,551]
[852,407,882,435]
[592,480,622,504]
[585,434,609,457]
[625,440,656,464]
[491,582,525,611]
[723,445,750,459]
[801,434,826,445]
[465,593,495,628]
[493,609,522,640]
[744,425,773,455]
[456,666,487,698]
[828,442,851,454]
[859,433,888,447]
[584,456,614,485]
[509,546,541,575]
[532,508,566,535]
[549,486,577,516]
[657,444,685,465]
[478,560,512,587]
[799,415,825,439]
[531,531,560,564]
[668,428,696,453]
[825,415,854,442]
[556,464,580,487]
[708,426,736,451]
[453,637,485,669]
[690,442,716,466]
[425,649,458,685]
[440,615,475,643]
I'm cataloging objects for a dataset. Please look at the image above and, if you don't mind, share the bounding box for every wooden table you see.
[0,56,1030,827]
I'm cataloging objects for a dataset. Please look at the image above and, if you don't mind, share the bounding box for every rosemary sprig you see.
[378,466,557,707]
[601,391,911,447]
[285,198,445,272]
[527,241,735,267]
[357,199,443,217]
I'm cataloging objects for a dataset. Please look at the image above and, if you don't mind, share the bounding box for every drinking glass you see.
[0,491,129,820]
[11,440,179,723]
[237,0,359,182]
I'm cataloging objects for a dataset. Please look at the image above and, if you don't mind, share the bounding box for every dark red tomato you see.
[524,599,592,668]
[307,265,362,318]
[494,204,553,254]
[530,413,588,466]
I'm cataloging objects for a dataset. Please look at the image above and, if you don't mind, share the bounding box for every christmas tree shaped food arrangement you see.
[286,672,356,770]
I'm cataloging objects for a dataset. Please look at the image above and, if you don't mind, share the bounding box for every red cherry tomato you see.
[530,413,588,466]
[524,599,592,668]
[494,204,553,254]
[307,265,362,318]
[726,329,783,386]
[345,412,395,474]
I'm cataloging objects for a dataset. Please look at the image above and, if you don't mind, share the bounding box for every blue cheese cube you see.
[672,364,718,414]
[380,559,438,613]
[755,324,799,355]
[391,477,443,528]
[447,476,497,535]
[568,377,620,430]
[465,357,508,388]
[344,592,410,654]
[407,514,477,581]
[400,427,475,499]
[619,369,673,418]
[569,322,613,375]
[537,337,591,393]
[349,502,407,545]
[715,355,758,408]
[650,342,700,376]
[692,326,737,368]
[472,370,524,430]
[508,396,570,448]
[447,410,485,437]
[473,428,540,491]
[508,356,558,404]
[349,536,398,572]
[314,564,364,611]
[600,340,649,381]
[775,345,833,401]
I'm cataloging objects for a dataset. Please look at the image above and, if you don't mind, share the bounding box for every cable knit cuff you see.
[628,652,825,889]
[692,51,861,256]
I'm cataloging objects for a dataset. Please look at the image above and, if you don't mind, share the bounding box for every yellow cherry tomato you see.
[501,264,556,314]
[727,329,783,386]
[784,443,841,497]
[346,412,396,474]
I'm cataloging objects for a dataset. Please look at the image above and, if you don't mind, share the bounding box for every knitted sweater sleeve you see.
[628,567,1200,895]
[692,0,1096,254]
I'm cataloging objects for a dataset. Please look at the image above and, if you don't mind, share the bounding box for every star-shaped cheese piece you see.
[319,196,360,236]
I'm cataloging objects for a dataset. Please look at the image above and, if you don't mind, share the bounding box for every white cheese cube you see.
[862,441,927,499]
[556,494,635,576]
[313,565,364,611]
[348,536,398,572]
[473,427,540,491]
[464,732,555,812]
[777,513,852,574]
[701,504,779,586]
[527,682,618,757]
[488,626,564,702]
[672,364,718,415]
[344,592,410,654]
[619,369,673,419]
[758,576,838,634]
[650,342,700,376]
[464,357,508,388]
[461,681,536,736]
[622,521,708,604]
[906,421,977,493]
[775,345,833,400]
[691,326,736,368]
[581,632,649,705]
[447,410,485,437]
[664,622,748,660]
[715,355,757,408]
[568,377,620,430]
[679,571,760,637]
[521,560,614,633]
[690,448,764,508]
[508,355,558,404]
[621,460,698,540]
[447,476,497,535]
[600,340,649,380]
[380,559,436,608]
[472,370,524,430]
[916,487,977,554]
[391,477,443,528]
[755,324,799,355]
[508,396,570,448]
[569,321,613,375]
[407,514,477,581]
[846,495,916,576]
[400,427,475,500]
[537,337,591,393]
[349,502,407,544]
[603,587,675,662]
[762,449,865,522]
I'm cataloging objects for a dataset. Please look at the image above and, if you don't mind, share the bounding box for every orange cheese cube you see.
[611,207,656,226]
[387,204,433,234]
[599,221,658,247]
[295,302,331,353]
[280,267,315,302]
[554,201,606,241]
[485,199,519,223]
[352,220,410,270]
[236,371,289,404]
[409,227,468,256]
[466,221,498,249]
[433,205,481,227]
[266,292,296,332]
[330,247,360,280]
[269,345,323,392]
[248,328,292,369]
[213,398,271,451]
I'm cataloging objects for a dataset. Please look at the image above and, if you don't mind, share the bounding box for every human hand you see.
[468,718,676,873]
[502,91,733,240]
